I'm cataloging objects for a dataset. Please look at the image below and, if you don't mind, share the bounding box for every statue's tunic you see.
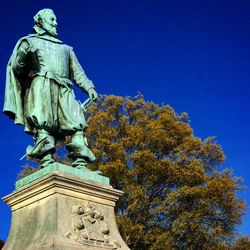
[4,34,94,135]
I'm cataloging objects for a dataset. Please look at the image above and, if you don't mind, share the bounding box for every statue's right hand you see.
[88,88,98,102]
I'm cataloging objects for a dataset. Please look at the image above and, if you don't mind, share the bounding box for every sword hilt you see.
[80,98,93,112]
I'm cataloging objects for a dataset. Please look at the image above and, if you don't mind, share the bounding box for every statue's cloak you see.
[3,37,29,128]
[3,35,65,134]
[3,34,90,135]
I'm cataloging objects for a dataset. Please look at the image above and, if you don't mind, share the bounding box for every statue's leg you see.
[57,86,100,172]
[26,129,55,167]
[66,131,101,174]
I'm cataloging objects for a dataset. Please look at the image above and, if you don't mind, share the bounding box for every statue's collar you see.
[28,34,63,44]
[31,25,63,44]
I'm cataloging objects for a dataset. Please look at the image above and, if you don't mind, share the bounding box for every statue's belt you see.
[30,71,72,90]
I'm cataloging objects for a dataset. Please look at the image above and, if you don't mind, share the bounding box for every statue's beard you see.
[42,23,57,37]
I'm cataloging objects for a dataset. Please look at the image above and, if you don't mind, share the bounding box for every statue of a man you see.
[3,9,99,171]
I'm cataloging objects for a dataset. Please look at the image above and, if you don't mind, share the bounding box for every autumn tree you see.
[231,236,250,250]
[20,94,247,249]
[83,94,246,250]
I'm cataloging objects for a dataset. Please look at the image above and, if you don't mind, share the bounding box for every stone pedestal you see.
[2,163,130,250]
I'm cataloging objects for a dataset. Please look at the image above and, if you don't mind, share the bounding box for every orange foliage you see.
[85,95,246,250]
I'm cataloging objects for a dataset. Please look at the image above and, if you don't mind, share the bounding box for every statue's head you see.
[33,8,57,37]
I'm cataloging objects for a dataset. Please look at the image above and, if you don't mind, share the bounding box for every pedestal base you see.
[2,164,130,250]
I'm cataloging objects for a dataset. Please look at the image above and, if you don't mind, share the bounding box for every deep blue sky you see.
[0,0,249,241]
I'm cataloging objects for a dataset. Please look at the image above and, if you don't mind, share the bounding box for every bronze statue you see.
[3,9,99,171]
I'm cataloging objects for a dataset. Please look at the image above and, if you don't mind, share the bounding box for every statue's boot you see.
[71,158,90,171]
[40,153,55,168]
[26,129,56,159]
[66,131,102,174]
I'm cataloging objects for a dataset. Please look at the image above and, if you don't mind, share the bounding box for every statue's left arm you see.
[3,38,30,125]
[69,48,98,101]
[12,40,30,75]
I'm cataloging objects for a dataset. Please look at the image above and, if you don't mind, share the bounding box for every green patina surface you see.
[15,163,110,190]
[4,8,99,171]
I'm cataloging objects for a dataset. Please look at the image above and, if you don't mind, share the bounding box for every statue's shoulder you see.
[14,35,32,44]
[19,34,39,41]
[64,43,73,51]
[10,35,32,53]
[14,34,39,48]
[23,34,64,44]
[15,35,72,52]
